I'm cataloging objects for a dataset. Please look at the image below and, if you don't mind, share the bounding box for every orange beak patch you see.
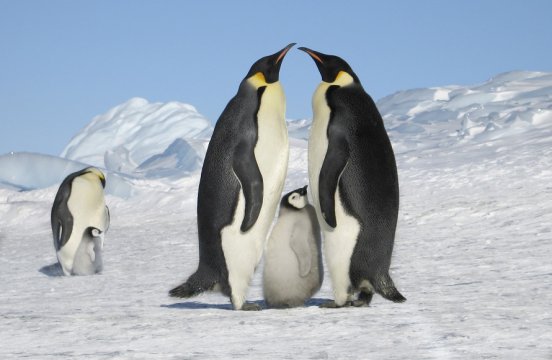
[305,50,323,64]
[276,47,291,64]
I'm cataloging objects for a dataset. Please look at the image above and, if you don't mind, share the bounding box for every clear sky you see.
[1,0,551,156]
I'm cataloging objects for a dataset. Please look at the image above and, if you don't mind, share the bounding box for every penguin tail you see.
[169,281,202,298]
[374,274,406,303]
[169,269,217,298]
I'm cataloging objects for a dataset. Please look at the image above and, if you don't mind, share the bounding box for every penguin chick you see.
[263,186,323,308]
[72,227,104,275]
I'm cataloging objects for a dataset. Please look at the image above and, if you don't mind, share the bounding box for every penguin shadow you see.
[304,298,333,307]
[39,262,65,277]
[266,298,333,309]
[162,299,266,311]
[163,298,332,310]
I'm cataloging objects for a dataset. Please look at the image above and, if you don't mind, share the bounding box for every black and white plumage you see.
[263,186,323,308]
[300,47,406,307]
[51,167,110,276]
[169,44,295,310]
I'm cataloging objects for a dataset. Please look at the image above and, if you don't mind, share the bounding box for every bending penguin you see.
[51,167,110,276]
[299,47,406,307]
[169,43,295,310]
[263,185,323,308]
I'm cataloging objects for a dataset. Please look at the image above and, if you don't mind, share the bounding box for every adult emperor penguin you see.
[169,43,294,310]
[299,47,406,307]
[51,167,110,276]
[263,186,323,308]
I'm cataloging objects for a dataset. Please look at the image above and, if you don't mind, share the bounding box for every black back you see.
[322,83,399,288]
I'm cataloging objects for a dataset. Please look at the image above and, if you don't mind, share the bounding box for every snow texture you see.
[1,71,551,359]
[61,97,212,175]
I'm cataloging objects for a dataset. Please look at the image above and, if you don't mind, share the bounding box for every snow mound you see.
[61,97,212,173]
[378,71,552,152]
[0,152,133,198]
[135,138,203,178]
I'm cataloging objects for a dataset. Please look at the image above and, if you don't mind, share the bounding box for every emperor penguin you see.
[51,167,110,276]
[263,186,323,308]
[169,43,295,310]
[299,47,406,307]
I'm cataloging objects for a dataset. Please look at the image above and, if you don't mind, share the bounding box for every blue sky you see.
[1,0,551,156]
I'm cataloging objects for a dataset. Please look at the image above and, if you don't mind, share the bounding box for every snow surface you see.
[1,71,552,359]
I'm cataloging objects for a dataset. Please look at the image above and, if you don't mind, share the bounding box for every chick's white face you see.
[288,192,307,209]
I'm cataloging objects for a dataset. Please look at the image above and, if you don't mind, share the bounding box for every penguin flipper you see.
[290,227,312,277]
[104,205,110,232]
[52,219,62,251]
[51,198,74,251]
[319,125,349,228]
[233,141,263,232]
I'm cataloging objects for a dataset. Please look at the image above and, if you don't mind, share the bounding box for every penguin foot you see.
[353,292,373,307]
[351,299,369,307]
[240,303,262,311]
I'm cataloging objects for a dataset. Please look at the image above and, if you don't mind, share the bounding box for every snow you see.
[379,70,552,152]
[134,138,203,178]
[61,97,212,175]
[1,71,552,358]
[0,152,133,198]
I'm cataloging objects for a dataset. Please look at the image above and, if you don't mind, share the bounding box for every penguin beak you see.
[299,47,342,83]
[275,43,296,64]
[298,47,324,64]
[299,185,308,196]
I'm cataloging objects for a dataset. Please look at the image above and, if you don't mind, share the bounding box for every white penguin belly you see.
[309,82,360,306]
[263,214,320,307]
[57,176,108,275]
[221,82,289,308]
[322,194,360,306]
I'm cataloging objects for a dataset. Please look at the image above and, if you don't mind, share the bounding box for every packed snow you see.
[1,71,551,359]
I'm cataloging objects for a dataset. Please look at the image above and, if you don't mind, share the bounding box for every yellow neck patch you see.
[86,167,105,182]
[247,72,268,88]
[332,71,354,86]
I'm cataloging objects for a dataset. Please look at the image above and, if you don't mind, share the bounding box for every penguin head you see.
[281,185,309,210]
[83,167,106,188]
[86,227,102,238]
[244,43,295,86]
[298,47,360,85]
